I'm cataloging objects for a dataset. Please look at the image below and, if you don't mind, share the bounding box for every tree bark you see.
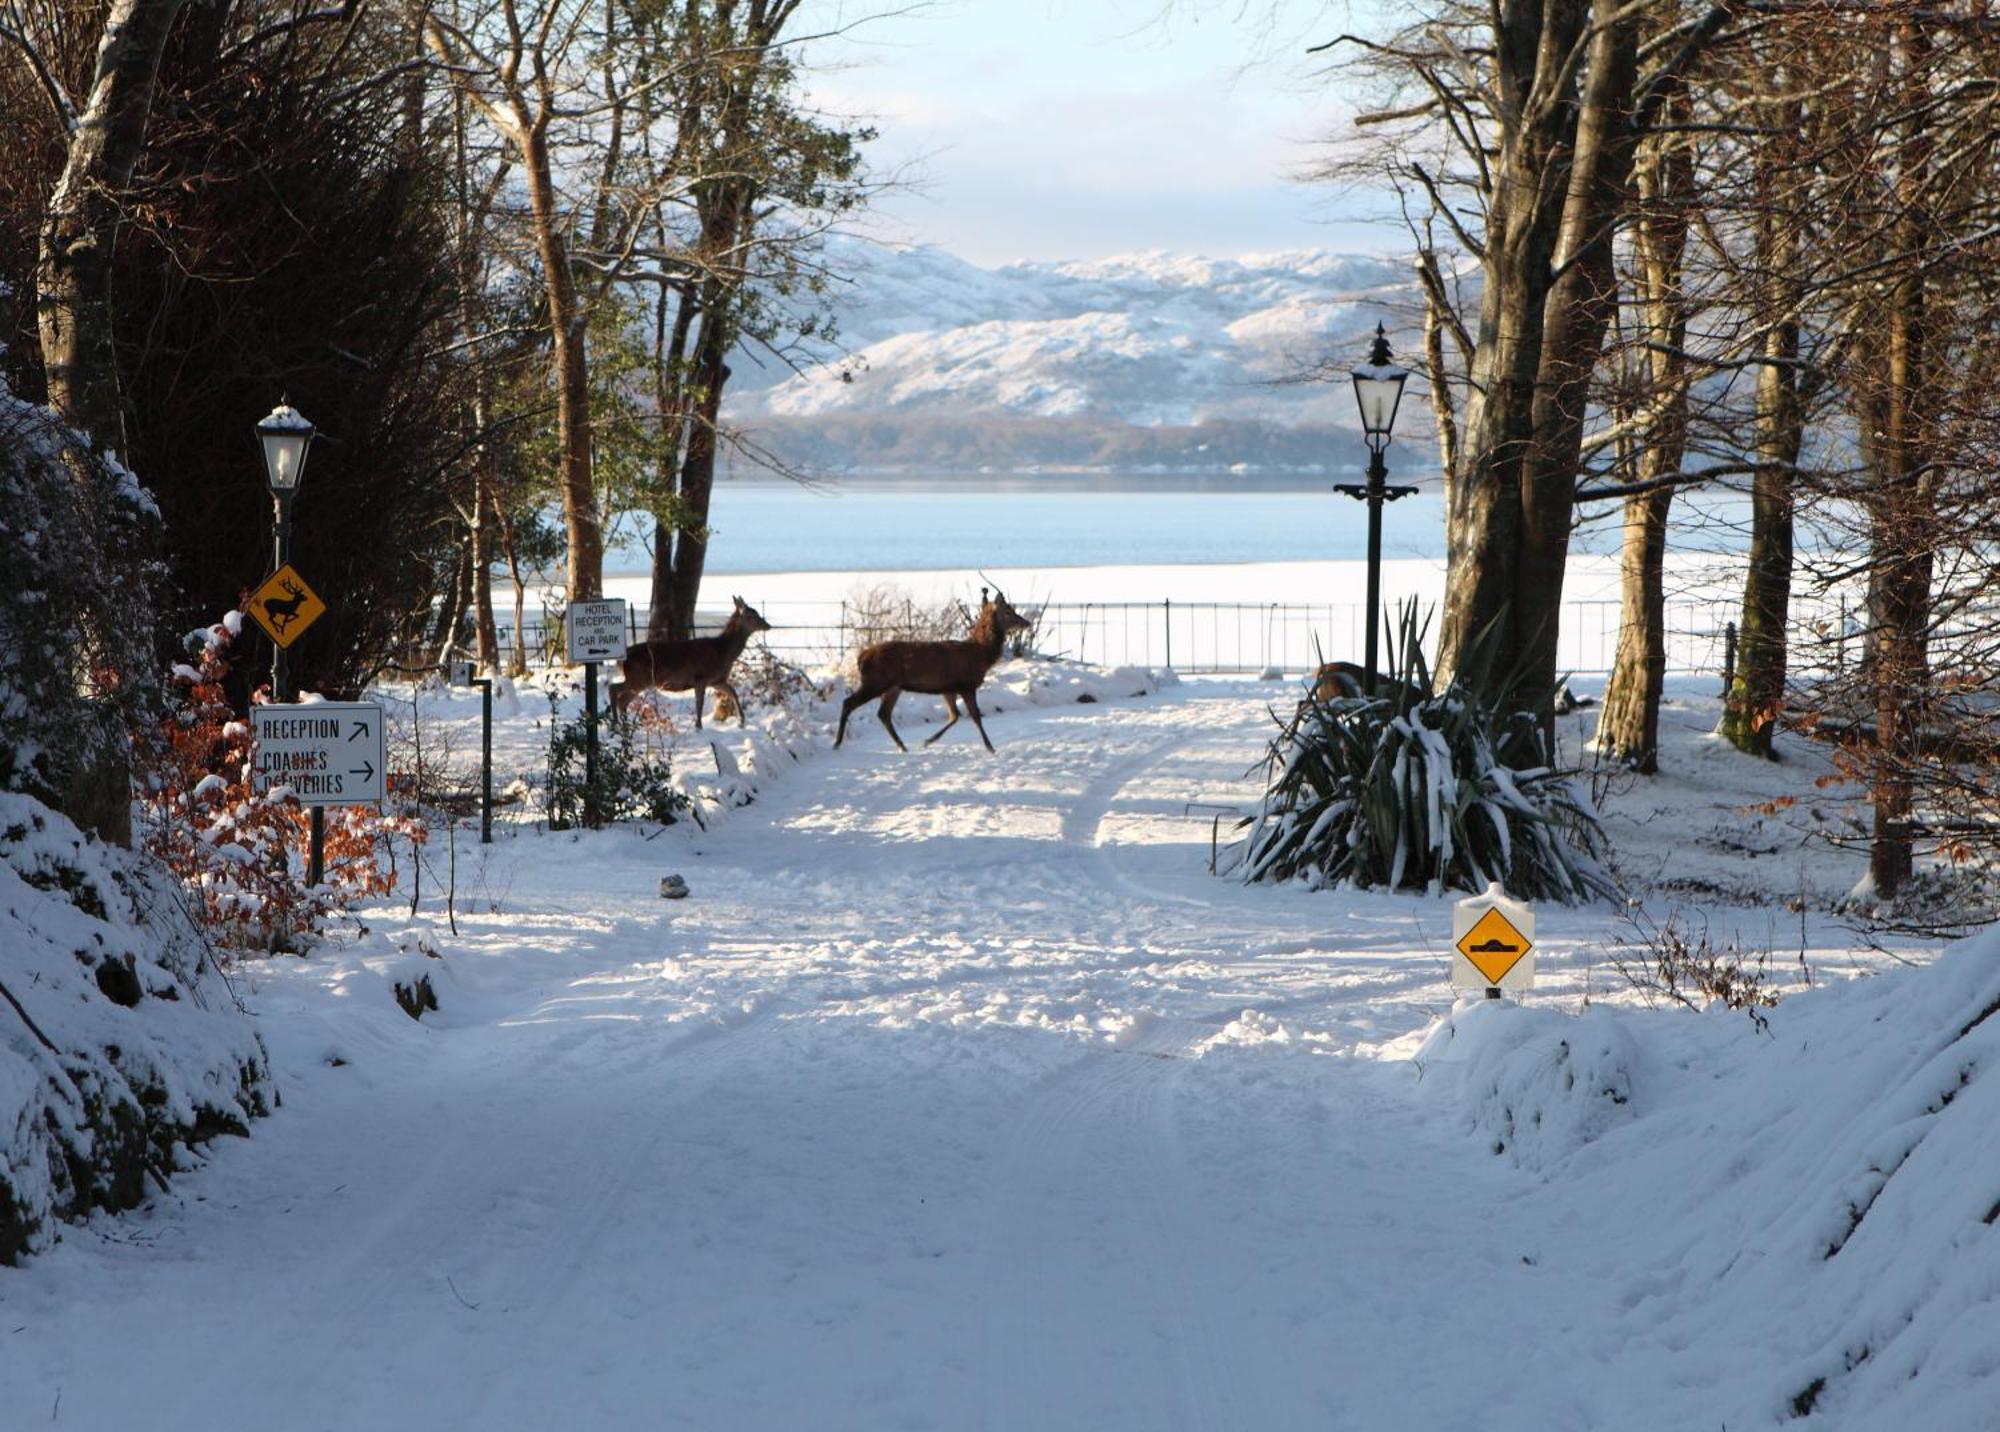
[31,0,186,846]
[1865,21,1935,901]
[1439,0,1720,738]
[657,306,729,639]
[1717,278,1799,755]
[36,0,186,459]
[1436,0,1600,707]
[1597,109,1690,771]
[520,121,603,601]
[471,467,499,671]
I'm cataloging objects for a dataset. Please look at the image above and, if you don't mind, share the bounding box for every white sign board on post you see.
[567,599,629,664]
[1451,882,1536,994]
[252,702,386,805]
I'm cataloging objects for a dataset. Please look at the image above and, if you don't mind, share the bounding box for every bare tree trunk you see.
[1437,0,1604,706]
[1865,21,1935,901]
[430,539,473,663]
[1718,288,1799,755]
[1439,0,1720,737]
[646,276,699,639]
[30,0,186,846]
[521,123,602,600]
[1514,1,1642,735]
[1597,110,1690,771]
[36,0,184,457]
[658,309,729,639]
[497,504,529,676]
[1415,248,1460,508]
[472,469,499,670]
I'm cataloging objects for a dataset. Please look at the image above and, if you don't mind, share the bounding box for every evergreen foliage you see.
[1231,607,1614,904]
[0,381,161,829]
[544,696,688,831]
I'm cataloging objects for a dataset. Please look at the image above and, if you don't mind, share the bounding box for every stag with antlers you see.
[261,576,310,635]
[836,589,1031,753]
[610,597,772,728]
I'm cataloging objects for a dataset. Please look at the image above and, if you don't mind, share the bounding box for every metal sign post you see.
[566,600,628,830]
[1451,883,1536,998]
[447,663,493,844]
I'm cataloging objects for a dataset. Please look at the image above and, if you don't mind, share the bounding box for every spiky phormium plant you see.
[1228,605,1614,904]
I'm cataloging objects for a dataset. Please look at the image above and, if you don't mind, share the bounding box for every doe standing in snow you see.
[836,589,1032,752]
[610,596,772,728]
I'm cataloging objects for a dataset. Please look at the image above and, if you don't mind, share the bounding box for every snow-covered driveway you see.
[3,683,1903,1430]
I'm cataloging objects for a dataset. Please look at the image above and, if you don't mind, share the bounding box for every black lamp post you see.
[257,402,325,885]
[1335,324,1414,696]
[257,402,315,702]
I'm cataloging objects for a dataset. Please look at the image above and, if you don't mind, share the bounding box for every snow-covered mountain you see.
[727,243,1432,472]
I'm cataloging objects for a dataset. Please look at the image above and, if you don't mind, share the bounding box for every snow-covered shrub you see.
[137,617,426,952]
[1229,609,1612,903]
[721,645,822,721]
[1413,1000,1639,1171]
[0,378,162,837]
[544,696,688,829]
[0,792,270,1262]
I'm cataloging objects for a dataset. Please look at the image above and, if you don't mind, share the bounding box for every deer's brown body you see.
[610,597,771,727]
[1312,661,1370,702]
[836,592,1031,752]
[1312,661,1425,705]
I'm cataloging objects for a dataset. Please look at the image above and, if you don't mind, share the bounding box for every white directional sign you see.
[252,702,386,805]
[567,599,629,663]
[1451,882,1536,993]
[447,659,475,687]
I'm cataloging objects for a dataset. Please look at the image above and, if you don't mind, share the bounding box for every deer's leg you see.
[722,681,748,726]
[964,688,997,753]
[877,688,909,753]
[837,685,878,747]
[692,686,706,730]
[923,692,962,747]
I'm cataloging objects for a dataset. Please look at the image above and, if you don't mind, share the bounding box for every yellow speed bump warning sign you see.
[247,563,326,649]
[1451,884,1535,992]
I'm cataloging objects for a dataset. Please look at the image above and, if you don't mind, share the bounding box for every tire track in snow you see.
[978,1017,1266,1432]
[221,998,791,1427]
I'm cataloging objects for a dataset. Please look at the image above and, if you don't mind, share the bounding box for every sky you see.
[799,1,1402,266]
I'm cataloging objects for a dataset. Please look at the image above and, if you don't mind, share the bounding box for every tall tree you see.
[1326,0,1731,727]
[2,0,189,842]
[1595,95,1693,771]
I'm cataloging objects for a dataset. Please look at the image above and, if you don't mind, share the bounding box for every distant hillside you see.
[725,243,1439,474]
[728,414,1391,478]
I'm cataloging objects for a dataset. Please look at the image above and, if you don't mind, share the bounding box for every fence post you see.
[1722,620,1737,698]
[1163,597,1172,672]
[1837,595,1848,673]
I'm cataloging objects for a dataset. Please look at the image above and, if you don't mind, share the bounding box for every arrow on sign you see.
[349,722,371,742]
[351,760,376,782]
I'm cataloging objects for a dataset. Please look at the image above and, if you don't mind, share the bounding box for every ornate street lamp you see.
[256,403,315,701]
[257,403,328,886]
[1336,324,1416,697]
[258,402,314,495]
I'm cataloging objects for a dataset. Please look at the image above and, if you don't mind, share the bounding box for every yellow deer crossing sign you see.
[1451,884,1536,994]
[248,564,326,650]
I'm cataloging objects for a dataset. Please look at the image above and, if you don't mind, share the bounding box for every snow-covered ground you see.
[4,666,1992,1431]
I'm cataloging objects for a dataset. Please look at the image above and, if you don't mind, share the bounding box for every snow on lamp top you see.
[257,403,314,493]
[1350,323,1408,449]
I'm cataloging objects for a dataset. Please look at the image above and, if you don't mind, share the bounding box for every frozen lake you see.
[617,474,1460,575]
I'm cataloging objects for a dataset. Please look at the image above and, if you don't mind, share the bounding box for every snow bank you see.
[1418,938,2000,1427]
[0,794,270,1261]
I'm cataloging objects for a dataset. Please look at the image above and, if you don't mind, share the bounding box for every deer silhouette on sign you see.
[262,576,310,636]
